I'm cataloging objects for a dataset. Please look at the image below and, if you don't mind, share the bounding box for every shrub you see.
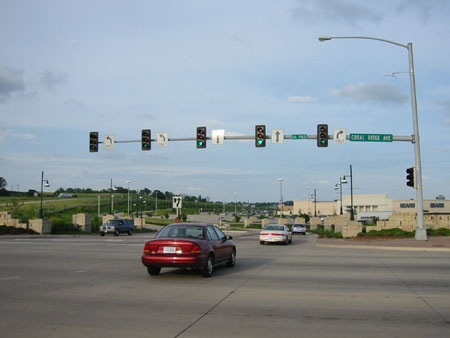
[427,228,450,236]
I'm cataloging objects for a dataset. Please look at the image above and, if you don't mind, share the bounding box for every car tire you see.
[201,255,214,277]
[284,237,288,245]
[100,233,105,237]
[114,229,119,236]
[128,229,133,236]
[147,266,161,276]
[226,249,236,267]
[289,237,292,244]
[260,241,265,245]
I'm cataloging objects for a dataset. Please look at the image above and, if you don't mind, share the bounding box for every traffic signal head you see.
[141,129,151,150]
[317,124,328,147]
[406,167,415,188]
[89,132,98,152]
[255,125,266,147]
[196,127,206,148]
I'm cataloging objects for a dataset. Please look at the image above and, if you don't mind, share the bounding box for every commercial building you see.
[292,194,449,220]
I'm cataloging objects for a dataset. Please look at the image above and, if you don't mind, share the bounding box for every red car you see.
[141,223,236,277]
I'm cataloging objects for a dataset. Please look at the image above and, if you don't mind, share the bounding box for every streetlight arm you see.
[318,35,408,49]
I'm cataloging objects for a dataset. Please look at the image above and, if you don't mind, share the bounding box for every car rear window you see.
[156,225,205,239]
[264,225,284,231]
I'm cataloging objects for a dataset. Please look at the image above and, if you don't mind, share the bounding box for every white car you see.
[259,224,292,245]
[292,224,307,235]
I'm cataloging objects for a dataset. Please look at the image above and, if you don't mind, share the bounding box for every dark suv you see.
[99,219,134,236]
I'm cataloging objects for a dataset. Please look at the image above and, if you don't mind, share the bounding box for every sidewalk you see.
[316,236,450,252]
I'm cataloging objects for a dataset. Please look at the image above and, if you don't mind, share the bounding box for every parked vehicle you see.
[141,223,236,277]
[292,224,307,235]
[259,224,292,245]
[99,218,134,236]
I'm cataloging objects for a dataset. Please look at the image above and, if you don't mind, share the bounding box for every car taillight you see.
[143,243,158,254]
[191,244,201,254]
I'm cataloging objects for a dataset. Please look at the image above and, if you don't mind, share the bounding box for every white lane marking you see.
[0,277,21,281]
[73,270,87,273]
[0,241,143,246]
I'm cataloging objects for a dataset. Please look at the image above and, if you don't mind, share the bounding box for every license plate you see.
[163,246,176,254]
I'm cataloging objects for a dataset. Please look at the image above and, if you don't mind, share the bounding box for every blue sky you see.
[1,0,449,203]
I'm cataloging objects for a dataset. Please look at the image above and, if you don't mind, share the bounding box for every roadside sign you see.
[292,134,307,140]
[333,129,347,144]
[350,134,393,142]
[157,132,168,147]
[172,196,182,209]
[271,129,284,144]
[212,129,225,145]
[104,134,115,149]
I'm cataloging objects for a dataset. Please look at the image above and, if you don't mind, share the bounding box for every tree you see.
[0,177,7,189]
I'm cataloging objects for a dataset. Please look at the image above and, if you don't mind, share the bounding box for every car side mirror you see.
[225,235,232,241]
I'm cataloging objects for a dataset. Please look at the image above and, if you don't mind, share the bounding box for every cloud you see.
[396,0,447,24]
[288,96,318,103]
[291,0,382,27]
[331,82,408,104]
[0,65,25,102]
[0,129,35,144]
[40,68,67,90]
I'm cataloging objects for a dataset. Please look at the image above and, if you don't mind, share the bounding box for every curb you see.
[315,243,450,253]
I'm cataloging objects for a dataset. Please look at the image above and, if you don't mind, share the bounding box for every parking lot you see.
[0,233,449,338]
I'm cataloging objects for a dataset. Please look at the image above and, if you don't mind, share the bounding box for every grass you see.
[310,229,343,239]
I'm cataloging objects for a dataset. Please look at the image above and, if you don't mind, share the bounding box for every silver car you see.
[259,224,292,245]
[292,224,307,235]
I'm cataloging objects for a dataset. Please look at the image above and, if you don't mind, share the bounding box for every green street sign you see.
[350,134,393,142]
[292,134,307,140]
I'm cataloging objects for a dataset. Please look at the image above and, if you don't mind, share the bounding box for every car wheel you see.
[284,237,288,245]
[100,233,105,237]
[128,229,133,236]
[202,255,214,277]
[260,241,265,245]
[226,249,236,267]
[147,266,161,276]
[114,229,119,236]
[289,236,292,244]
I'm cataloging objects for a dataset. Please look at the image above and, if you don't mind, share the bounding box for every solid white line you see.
[0,277,21,281]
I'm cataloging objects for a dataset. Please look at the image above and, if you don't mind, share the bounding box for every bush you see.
[427,228,450,236]
[0,225,37,235]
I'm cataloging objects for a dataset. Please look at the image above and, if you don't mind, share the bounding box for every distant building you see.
[292,194,450,220]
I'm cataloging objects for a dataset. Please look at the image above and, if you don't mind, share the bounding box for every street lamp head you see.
[341,178,348,184]
[318,36,332,42]
[334,185,339,190]
[44,180,50,188]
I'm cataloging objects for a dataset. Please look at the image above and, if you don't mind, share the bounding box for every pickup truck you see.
[99,218,134,236]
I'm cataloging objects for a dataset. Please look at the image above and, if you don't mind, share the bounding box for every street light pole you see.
[334,177,347,215]
[125,180,132,215]
[318,35,427,240]
[343,164,355,220]
[278,178,284,218]
[39,171,50,219]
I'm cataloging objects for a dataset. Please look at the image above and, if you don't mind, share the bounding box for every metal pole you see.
[408,43,427,240]
[109,179,112,214]
[98,196,100,216]
[350,165,354,220]
[278,179,284,218]
[318,35,426,240]
[314,189,317,217]
[339,178,343,215]
[39,171,44,219]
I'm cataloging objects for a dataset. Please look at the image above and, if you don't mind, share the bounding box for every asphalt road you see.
[0,233,449,338]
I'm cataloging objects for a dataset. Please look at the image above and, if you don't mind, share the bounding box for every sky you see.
[1,0,450,203]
